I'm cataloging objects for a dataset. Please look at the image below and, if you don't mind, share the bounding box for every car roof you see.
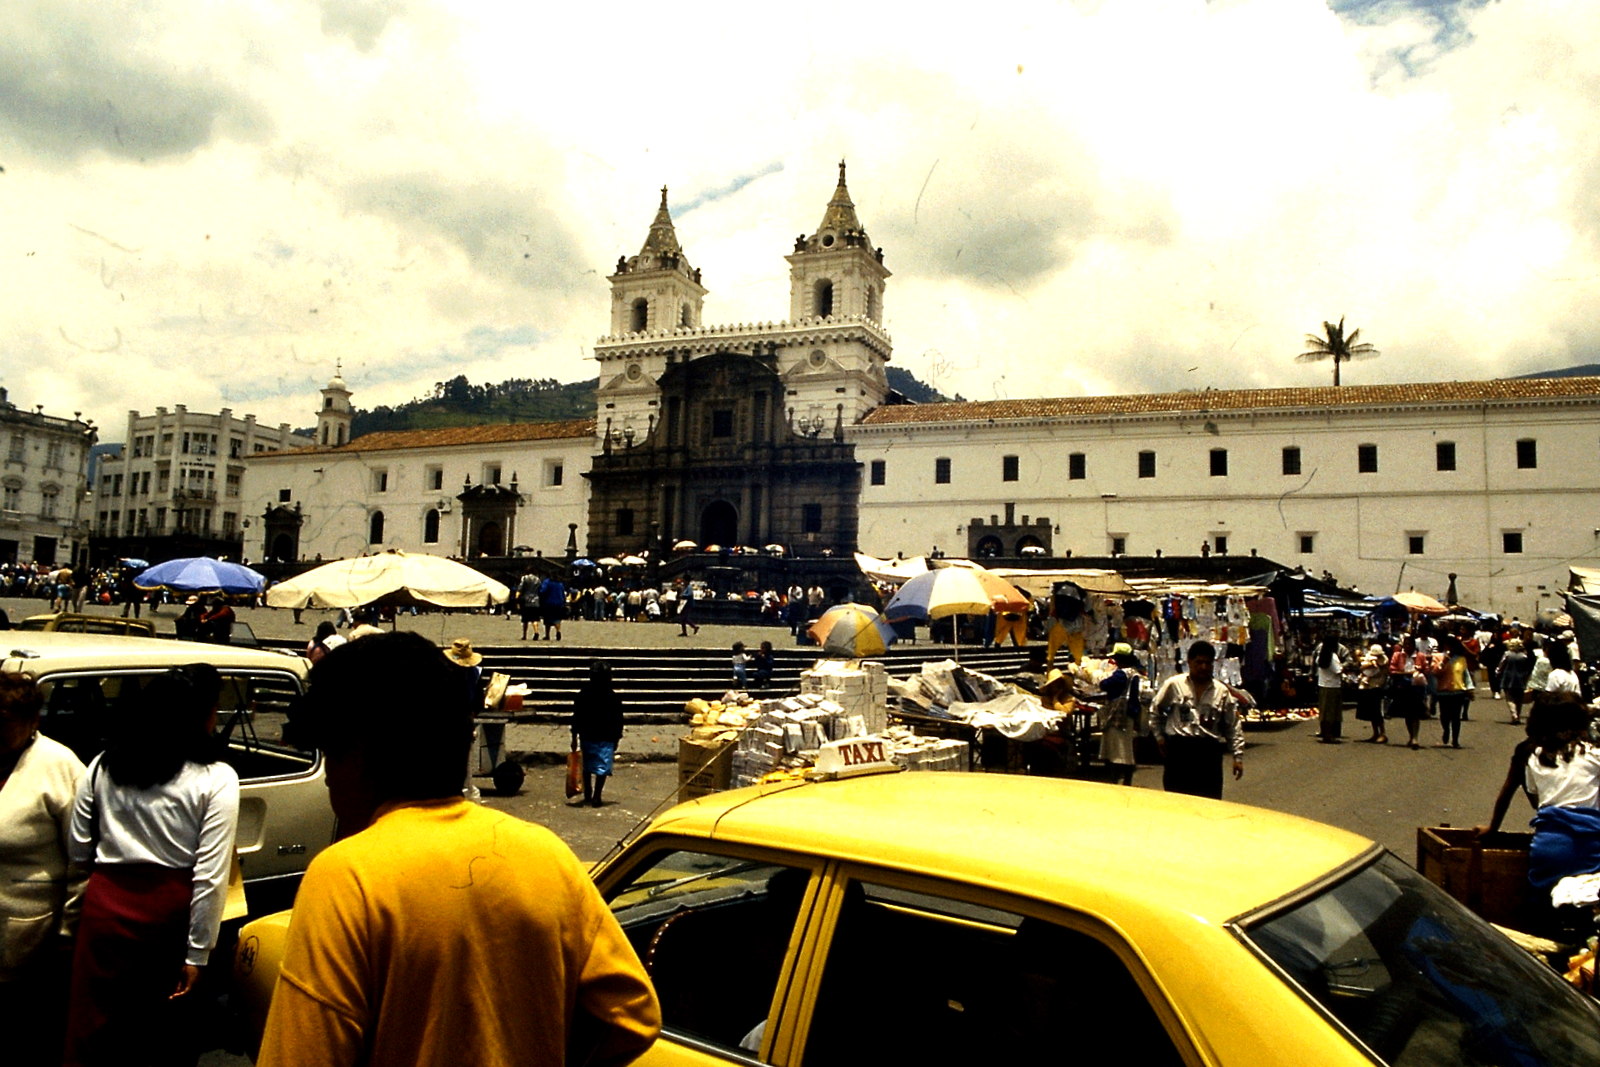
[642,772,1375,925]
[0,630,307,675]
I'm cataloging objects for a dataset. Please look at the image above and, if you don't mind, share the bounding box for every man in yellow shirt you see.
[257,632,659,1067]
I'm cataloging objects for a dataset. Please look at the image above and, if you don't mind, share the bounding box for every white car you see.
[4,631,334,916]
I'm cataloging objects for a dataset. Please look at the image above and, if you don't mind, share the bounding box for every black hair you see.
[313,620,338,642]
[1187,640,1216,662]
[103,664,224,789]
[295,631,474,801]
[1533,701,1590,768]
[1546,641,1573,672]
[1317,638,1338,670]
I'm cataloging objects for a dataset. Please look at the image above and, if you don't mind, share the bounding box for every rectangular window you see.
[45,441,63,468]
[711,409,734,438]
[1068,453,1085,480]
[1209,448,1228,477]
[1503,530,1524,554]
[222,511,237,535]
[230,438,243,459]
[616,508,634,537]
[1436,441,1456,471]
[1516,438,1537,469]
[1137,451,1156,479]
[1001,455,1019,482]
[154,507,166,531]
[546,461,564,487]
[1357,444,1378,473]
[158,469,170,493]
[278,488,291,503]
[934,457,951,484]
[373,468,390,493]
[426,466,444,491]
[1110,535,1126,555]
[869,459,885,486]
[5,486,23,510]
[484,465,501,486]
[1299,533,1314,554]
[802,503,823,534]
[1213,535,1229,555]
[1282,446,1301,476]
[6,435,22,463]
[225,472,241,498]
[1408,533,1425,555]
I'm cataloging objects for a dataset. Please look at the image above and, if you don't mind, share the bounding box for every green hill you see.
[323,367,956,436]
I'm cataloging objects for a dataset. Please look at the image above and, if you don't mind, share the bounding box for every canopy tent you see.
[1561,593,1600,663]
[264,551,509,610]
[853,552,930,584]
[986,568,1132,599]
[1570,566,1600,595]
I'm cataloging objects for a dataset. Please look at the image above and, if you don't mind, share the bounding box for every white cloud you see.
[2,0,1598,438]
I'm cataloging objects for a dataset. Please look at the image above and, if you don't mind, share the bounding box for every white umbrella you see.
[597,557,624,567]
[264,551,509,609]
[621,554,647,566]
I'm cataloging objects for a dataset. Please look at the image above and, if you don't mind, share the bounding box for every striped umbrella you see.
[808,603,898,658]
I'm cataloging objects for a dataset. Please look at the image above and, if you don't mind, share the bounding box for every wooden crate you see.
[1416,825,1535,929]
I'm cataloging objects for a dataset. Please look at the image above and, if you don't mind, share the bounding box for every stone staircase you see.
[268,639,1035,721]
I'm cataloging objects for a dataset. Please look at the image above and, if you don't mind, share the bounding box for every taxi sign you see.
[810,735,900,779]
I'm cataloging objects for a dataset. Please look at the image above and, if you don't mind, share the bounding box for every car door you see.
[602,839,824,1065]
[779,865,1199,1067]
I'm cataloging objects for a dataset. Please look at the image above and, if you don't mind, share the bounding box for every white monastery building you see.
[237,165,1600,618]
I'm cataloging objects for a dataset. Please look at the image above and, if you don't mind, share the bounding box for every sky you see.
[4,0,1599,440]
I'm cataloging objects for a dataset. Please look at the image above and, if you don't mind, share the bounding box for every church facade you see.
[239,165,1600,618]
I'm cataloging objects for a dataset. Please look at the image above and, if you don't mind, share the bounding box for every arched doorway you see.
[975,535,1003,559]
[699,501,738,548]
[270,533,296,562]
[477,520,503,557]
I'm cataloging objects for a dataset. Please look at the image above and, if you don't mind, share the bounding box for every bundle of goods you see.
[731,692,868,788]
[1242,707,1318,725]
[802,659,889,734]
[882,725,969,771]
[886,660,1013,719]
[684,693,765,744]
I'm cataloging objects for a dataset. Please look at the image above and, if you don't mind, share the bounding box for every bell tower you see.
[786,161,890,324]
[608,187,707,336]
[316,364,353,447]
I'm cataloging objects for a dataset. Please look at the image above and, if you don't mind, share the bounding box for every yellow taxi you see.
[235,770,1600,1064]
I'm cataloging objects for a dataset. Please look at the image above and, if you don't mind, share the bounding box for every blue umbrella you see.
[571,558,598,568]
[134,557,266,595]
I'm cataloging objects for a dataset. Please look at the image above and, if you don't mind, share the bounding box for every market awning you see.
[986,568,1132,598]
[1570,566,1600,595]
[854,552,930,584]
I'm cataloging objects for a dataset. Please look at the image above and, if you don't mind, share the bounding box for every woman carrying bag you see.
[64,665,238,1066]
[570,660,624,808]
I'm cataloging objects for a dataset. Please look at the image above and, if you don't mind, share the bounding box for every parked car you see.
[18,612,159,637]
[232,769,1600,1063]
[3,631,333,917]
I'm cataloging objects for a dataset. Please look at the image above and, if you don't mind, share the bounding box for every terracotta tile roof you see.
[858,378,1600,426]
[256,418,596,458]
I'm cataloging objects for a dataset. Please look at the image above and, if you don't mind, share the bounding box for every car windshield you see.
[1239,852,1600,1065]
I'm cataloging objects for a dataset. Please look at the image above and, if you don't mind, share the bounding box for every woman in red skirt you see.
[64,664,238,1066]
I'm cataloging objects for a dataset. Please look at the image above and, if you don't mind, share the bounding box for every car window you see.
[606,848,814,1059]
[801,880,1184,1065]
[37,669,312,781]
[1241,852,1600,1065]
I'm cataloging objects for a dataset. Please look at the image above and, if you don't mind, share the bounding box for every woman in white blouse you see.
[64,664,238,1065]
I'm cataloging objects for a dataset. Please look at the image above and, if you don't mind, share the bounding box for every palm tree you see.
[1297,316,1379,386]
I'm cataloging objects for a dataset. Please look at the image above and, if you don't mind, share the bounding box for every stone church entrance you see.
[699,501,738,548]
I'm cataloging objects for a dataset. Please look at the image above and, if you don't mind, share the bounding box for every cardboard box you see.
[1416,825,1535,929]
[678,737,734,803]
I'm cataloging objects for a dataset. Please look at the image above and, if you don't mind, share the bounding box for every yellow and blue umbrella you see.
[808,603,898,658]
